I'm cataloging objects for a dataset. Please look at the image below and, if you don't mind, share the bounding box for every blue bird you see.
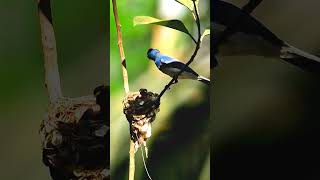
[147,48,210,85]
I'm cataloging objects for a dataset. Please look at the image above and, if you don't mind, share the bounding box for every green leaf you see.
[133,16,196,42]
[200,29,210,42]
[175,0,199,19]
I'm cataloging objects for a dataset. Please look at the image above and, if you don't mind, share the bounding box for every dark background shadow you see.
[213,0,320,179]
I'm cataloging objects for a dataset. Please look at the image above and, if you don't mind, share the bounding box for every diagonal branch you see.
[213,0,263,52]
[156,0,202,101]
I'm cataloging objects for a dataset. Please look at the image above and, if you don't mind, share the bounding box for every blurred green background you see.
[110,0,210,180]
[0,0,108,179]
[214,0,320,179]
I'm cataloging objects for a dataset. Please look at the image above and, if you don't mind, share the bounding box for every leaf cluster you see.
[133,0,209,45]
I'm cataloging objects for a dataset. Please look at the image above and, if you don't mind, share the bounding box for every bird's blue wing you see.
[160,55,179,64]
[159,61,199,77]
[158,55,198,76]
[155,55,179,68]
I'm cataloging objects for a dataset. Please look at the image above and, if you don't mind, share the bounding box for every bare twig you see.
[38,0,62,102]
[112,0,130,94]
[129,140,136,180]
[111,0,135,180]
[157,0,202,101]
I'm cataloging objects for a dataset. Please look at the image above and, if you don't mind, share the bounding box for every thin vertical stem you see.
[112,0,130,94]
[38,0,62,102]
[111,0,134,180]
[129,140,136,180]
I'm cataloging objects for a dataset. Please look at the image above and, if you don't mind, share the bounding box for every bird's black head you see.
[147,48,160,61]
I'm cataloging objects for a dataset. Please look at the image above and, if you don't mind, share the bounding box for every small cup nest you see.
[123,89,160,152]
[40,86,110,180]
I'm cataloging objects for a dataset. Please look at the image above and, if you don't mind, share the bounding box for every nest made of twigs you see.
[123,89,160,151]
[40,86,110,180]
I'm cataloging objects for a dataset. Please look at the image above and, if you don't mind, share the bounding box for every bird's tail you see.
[281,44,320,75]
[197,76,210,85]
